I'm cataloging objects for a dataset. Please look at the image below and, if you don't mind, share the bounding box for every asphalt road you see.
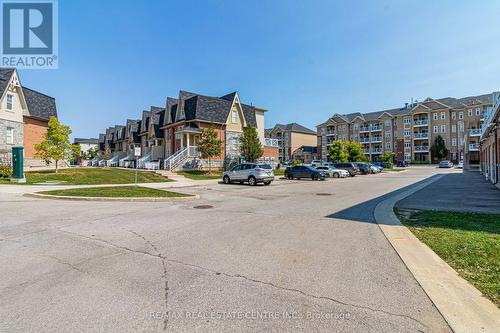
[0,167,458,332]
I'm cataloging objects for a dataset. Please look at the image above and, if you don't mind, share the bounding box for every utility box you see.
[11,146,26,183]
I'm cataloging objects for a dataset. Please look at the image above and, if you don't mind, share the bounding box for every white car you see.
[457,160,464,169]
[315,166,349,178]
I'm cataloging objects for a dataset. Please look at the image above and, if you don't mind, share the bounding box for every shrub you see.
[0,165,12,178]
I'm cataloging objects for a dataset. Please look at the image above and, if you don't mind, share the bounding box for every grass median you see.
[39,186,192,198]
[177,170,222,180]
[1,168,171,185]
[396,209,500,307]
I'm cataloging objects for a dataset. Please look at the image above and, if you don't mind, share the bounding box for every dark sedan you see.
[285,165,326,180]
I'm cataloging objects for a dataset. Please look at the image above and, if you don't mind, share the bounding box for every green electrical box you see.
[11,146,26,183]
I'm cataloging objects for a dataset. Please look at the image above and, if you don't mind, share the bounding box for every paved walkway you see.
[396,170,500,214]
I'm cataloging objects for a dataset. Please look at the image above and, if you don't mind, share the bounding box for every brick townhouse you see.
[264,123,317,163]
[316,93,494,165]
[0,68,58,167]
[480,91,500,188]
[96,90,279,170]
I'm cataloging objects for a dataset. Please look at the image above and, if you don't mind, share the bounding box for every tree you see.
[34,116,73,173]
[430,135,449,161]
[197,123,223,174]
[70,144,81,165]
[239,127,263,162]
[345,141,367,162]
[380,151,394,168]
[328,141,348,162]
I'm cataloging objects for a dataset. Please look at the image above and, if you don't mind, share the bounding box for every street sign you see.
[134,147,141,157]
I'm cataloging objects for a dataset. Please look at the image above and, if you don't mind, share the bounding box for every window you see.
[451,125,456,133]
[452,138,457,146]
[459,112,463,119]
[404,129,411,136]
[468,109,473,117]
[441,125,446,133]
[433,126,438,133]
[384,119,391,126]
[385,142,391,149]
[403,117,411,124]
[385,131,391,138]
[404,154,411,161]
[353,123,359,130]
[231,110,237,123]
[5,127,14,144]
[440,112,445,119]
[459,121,464,132]
[475,108,481,116]
[460,137,465,145]
[6,94,13,110]
[342,125,346,131]
[404,142,411,148]
[451,112,456,120]
[353,135,358,141]
[342,135,346,141]
[433,113,438,120]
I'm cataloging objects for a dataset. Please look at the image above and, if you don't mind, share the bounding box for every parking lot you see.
[0,167,459,332]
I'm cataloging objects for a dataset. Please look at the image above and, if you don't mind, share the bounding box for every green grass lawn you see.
[39,186,192,198]
[274,169,285,176]
[397,209,500,307]
[1,168,170,185]
[177,170,223,180]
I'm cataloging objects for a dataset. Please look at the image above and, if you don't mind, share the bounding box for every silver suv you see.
[223,163,275,186]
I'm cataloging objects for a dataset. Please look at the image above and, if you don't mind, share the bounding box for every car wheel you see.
[248,176,257,186]
[333,172,340,178]
[312,174,317,181]
[223,175,231,184]
[263,181,271,185]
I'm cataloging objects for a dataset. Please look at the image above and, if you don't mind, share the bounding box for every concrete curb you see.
[24,193,200,202]
[374,175,500,333]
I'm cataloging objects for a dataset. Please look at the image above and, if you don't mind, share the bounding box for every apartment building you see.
[480,91,500,188]
[96,90,279,170]
[265,123,316,163]
[0,68,58,167]
[317,93,493,164]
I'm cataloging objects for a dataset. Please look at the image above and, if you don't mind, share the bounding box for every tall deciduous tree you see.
[328,140,348,162]
[34,116,73,173]
[239,127,263,162]
[197,123,223,174]
[431,135,449,161]
[345,141,367,162]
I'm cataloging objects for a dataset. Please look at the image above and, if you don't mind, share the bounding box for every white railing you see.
[326,130,336,136]
[359,138,370,143]
[145,161,160,170]
[413,132,429,139]
[164,146,199,170]
[137,151,152,169]
[469,143,479,151]
[359,127,370,132]
[414,146,429,152]
[106,154,120,167]
[264,138,279,147]
[119,153,133,167]
[413,119,428,126]
[371,137,382,142]
[364,149,370,154]
[468,129,480,136]
[371,148,383,153]
[370,125,382,131]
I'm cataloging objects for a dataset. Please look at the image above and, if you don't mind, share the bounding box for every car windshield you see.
[257,164,272,169]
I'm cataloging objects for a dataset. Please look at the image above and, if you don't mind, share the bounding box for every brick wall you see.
[23,117,48,158]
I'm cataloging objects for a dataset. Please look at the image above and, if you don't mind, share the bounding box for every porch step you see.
[154,170,190,182]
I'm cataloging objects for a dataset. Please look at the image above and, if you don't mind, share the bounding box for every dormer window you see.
[6,94,13,110]
[231,110,237,123]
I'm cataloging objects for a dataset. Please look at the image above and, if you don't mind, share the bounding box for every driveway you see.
[0,167,456,332]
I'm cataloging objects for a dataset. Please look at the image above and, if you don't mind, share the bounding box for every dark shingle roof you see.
[22,87,57,120]
[163,97,178,126]
[126,119,141,143]
[140,111,151,134]
[0,68,14,98]
[436,97,466,109]
[274,123,316,135]
[458,93,493,106]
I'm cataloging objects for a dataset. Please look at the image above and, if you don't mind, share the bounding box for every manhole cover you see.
[193,205,213,209]
[316,193,332,196]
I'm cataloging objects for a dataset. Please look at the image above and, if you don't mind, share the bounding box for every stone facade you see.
[0,119,23,157]
[225,130,242,167]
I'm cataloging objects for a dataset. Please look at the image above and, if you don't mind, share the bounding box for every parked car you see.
[438,160,453,168]
[285,165,326,180]
[223,163,274,185]
[372,161,385,169]
[368,164,382,173]
[353,162,373,175]
[457,160,464,169]
[311,160,326,168]
[396,160,408,167]
[315,166,349,178]
[332,163,360,176]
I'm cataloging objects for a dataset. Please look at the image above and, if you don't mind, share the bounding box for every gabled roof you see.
[458,93,493,106]
[294,145,317,154]
[140,111,151,134]
[0,68,15,98]
[163,97,178,126]
[22,87,57,120]
[436,97,466,109]
[272,123,316,135]
[149,107,165,138]
[126,119,141,143]
[113,125,125,141]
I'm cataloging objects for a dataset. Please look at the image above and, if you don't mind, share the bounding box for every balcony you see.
[326,130,336,136]
[414,146,429,152]
[359,126,370,133]
[413,132,429,139]
[413,119,429,127]
[469,143,479,151]
[371,136,382,143]
[371,147,383,153]
[364,149,370,154]
[359,138,370,143]
[468,129,480,137]
[264,138,279,147]
[370,125,382,132]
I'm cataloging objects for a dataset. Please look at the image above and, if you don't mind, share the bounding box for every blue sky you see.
[18,0,500,139]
